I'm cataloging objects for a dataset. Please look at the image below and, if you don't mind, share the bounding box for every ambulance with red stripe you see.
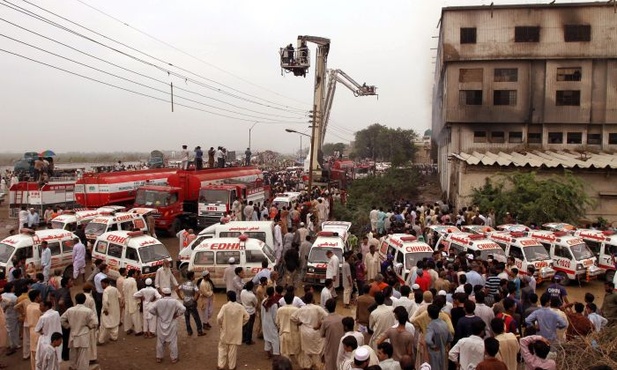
[84,212,149,248]
[436,232,507,262]
[378,234,433,283]
[573,229,617,282]
[0,229,77,279]
[187,235,276,289]
[305,231,346,286]
[91,231,172,278]
[50,210,100,232]
[528,230,603,284]
[488,231,555,283]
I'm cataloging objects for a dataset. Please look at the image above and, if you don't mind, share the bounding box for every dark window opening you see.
[460,28,477,44]
[474,131,487,143]
[609,133,617,145]
[587,133,602,145]
[491,131,505,143]
[509,132,523,143]
[556,90,581,106]
[493,90,517,106]
[557,68,582,82]
[564,25,591,42]
[548,132,563,144]
[567,132,582,144]
[494,68,518,82]
[459,90,483,105]
[528,132,542,144]
[515,26,540,42]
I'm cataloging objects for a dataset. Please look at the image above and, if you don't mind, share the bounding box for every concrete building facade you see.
[432,2,617,221]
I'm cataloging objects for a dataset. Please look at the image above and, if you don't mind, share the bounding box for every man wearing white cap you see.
[352,346,371,369]
[134,278,161,339]
[149,287,185,363]
[223,257,237,293]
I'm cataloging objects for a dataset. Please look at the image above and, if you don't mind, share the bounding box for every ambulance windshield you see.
[569,243,594,260]
[85,223,107,237]
[51,220,67,230]
[308,248,343,263]
[477,248,506,260]
[135,189,170,207]
[139,243,171,263]
[524,245,550,262]
[0,243,15,263]
[405,252,433,269]
[199,189,229,203]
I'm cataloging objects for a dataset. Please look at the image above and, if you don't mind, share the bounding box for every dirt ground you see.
[0,200,610,370]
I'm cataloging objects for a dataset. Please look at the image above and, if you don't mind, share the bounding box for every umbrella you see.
[39,150,56,157]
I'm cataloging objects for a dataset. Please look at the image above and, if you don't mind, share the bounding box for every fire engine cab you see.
[305,231,345,286]
[573,229,617,282]
[528,230,603,285]
[187,235,275,289]
[436,232,507,262]
[488,231,555,283]
[378,234,434,283]
[92,231,171,278]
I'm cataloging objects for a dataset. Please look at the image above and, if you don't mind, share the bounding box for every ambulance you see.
[272,192,301,210]
[91,231,172,278]
[573,229,617,282]
[305,231,345,286]
[488,231,555,283]
[84,212,149,247]
[378,234,434,283]
[542,223,576,234]
[0,229,77,279]
[424,225,461,247]
[176,221,274,275]
[436,232,507,262]
[321,221,352,245]
[528,230,603,285]
[461,225,496,235]
[50,210,100,231]
[187,235,276,289]
[496,224,530,233]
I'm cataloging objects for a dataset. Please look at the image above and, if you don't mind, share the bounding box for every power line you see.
[0,46,305,125]
[3,0,308,114]
[74,0,312,107]
[0,16,306,120]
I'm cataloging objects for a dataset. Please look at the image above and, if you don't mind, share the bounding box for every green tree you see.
[472,171,594,225]
[322,142,347,157]
[351,124,418,166]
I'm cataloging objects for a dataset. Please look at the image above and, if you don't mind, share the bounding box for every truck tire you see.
[63,265,74,280]
[179,263,189,279]
[556,271,569,286]
[605,270,615,284]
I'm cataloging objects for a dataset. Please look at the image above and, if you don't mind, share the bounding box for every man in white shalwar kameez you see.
[261,286,280,357]
[82,284,98,364]
[122,270,143,335]
[98,279,121,344]
[154,260,178,294]
[60,293,98,370]
[149,287,185,363]
[276,294,300,359]
[36,332,63,370]
[134,278,161,338]
[217,291,249,370]
[35,301,63,366]
[368,292,395,351]
[290,292,327,370]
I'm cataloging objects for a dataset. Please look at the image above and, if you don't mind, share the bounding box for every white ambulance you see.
[488,231,555,284]
[542,222,576,234]
[0,229,77,279]
[187,235,276,289]
[496,224,530,233]
[573,229,617,282]
[424,225,461,247]
[436,232,507,262]
[305,231,345,286]
[84,212,149,247]
[91,231,172,278]
[272,192,301,210]
[461,225,496,235]
[528,230,603,285]
[321,221,352,246]
[50,210,100,232]
[378,234,434,284]
[176,221,274,275]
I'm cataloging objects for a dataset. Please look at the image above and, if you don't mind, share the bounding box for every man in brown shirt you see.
[355,284,375,342]
[566,302,593,340]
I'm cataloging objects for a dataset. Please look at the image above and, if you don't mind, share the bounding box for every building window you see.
[459,68,483,83]
[459,90,483,105]
[587,133,602,145]
[515,26,540,42]
[609,133,617,145]
[528,132,542,144]
[490,131,505,143]
[493,90,517,106]
[567,132,582,144]
[548,132,563,144]
[474,131,487,143]
[509,132,523,143]
[557,68,582,81]
[460,28,477,44]
[494,68,518,82]
[556,90,581,106]
[564,25,591,42]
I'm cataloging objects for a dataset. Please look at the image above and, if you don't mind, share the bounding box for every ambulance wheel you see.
[179,264,188,279]
[556,271,569,286]
[63,266,74,280]
[605,270,615,283]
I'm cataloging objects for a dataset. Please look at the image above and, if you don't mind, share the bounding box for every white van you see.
[437,232,507,262]
[91,231,172,278]
[321,221,352,245]
[378,234,434,284]
[0,229,77,279]
[489,231,555,284]
[573,229,617,282]
[50,210,100,232]
[84,212,149,247]
[529,230,603,285]
[176,221,274,275]
[187,236,276,289]
[305,231,345,286]
[272,192,301,210]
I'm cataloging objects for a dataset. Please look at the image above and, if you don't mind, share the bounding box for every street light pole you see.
[248,121,258,150]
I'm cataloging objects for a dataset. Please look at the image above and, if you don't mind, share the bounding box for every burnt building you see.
[432,2,617,221]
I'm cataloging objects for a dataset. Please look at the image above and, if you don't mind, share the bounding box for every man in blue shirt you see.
[546,275,569,306]
[524,294,567,343]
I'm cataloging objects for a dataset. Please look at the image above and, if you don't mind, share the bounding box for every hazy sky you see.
[0,0,594,155]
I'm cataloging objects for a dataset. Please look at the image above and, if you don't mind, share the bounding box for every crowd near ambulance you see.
[1,192,617,370]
